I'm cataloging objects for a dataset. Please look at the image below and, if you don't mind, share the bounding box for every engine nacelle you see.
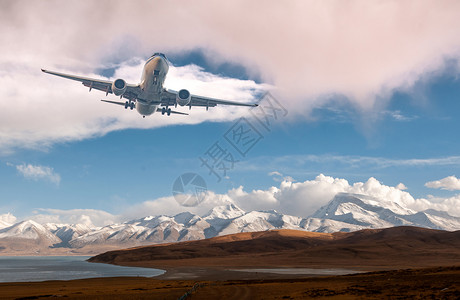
[112,79,127,96]
[176,89,191,106]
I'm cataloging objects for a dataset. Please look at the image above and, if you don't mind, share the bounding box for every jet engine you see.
[176,89,191,106]
[112,79,127,96]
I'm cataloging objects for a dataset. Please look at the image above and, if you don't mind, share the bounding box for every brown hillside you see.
[89,226,460,271]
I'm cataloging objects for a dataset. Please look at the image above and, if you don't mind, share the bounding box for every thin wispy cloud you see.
[312,155,460,168]
[14,163,61,185]
[381,110,419,122]
[311,107,419,124]
[30,208,117,227]
[268,171,295,182]
[241,154,460,173]
[425,175,460,191]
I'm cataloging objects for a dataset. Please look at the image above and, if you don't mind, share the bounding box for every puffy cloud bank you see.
[3,174,460,226]
[1,1,460,151]
[223,174,426,216]
[142,174,460,218]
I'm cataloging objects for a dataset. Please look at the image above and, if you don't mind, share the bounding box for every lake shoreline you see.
[0,256,164,283]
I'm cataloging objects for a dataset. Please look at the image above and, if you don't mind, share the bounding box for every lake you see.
[0,256,164,282]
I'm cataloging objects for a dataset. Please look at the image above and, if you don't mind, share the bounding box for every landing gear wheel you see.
[161,107,166,115]
[167,108,171,116]
[130,102,134,110]
[124,101,129,109]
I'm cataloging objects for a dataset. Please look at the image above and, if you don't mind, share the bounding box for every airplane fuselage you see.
[136,55,169,116]
[41,52,257,118]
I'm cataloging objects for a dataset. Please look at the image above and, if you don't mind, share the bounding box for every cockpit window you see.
[152,52,167,60]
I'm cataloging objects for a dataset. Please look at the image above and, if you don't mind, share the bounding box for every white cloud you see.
[268,171,295,182]
[1,1,460,151]
[242,154,460,173]
[396,183,408,190]
[119,192,234,220]
[425,175,460,191]
[268,171,282,177]
[124,174,414,218]
[0,213,16,226]
[406,194,460,217]
[15,164,61,185]
[7,174,460,225]
[0,61,265,153]
[29,209,118,227]
[136,174,460,218]
[381,110,418,122]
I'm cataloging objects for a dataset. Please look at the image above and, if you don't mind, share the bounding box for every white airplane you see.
[42,53,258,118]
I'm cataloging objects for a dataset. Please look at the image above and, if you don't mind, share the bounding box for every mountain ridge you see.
[1,192,460,254]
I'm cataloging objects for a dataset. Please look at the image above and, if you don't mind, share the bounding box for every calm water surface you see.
[0,256,164,282]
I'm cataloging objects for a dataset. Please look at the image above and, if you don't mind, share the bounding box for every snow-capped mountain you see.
[68,205,307,249]
[215,209,303,237]
[1,193,460,254]
[303,193,460,232]
[0,220,61,251]
[0,220,60,242]
[69,213,211,248]
[44,223,93,247]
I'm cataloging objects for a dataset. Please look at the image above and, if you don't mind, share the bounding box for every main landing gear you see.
[124,101,134,110]
[161,107,172,116]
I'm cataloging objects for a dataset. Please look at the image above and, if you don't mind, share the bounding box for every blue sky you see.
[2,67,460,219]
[1,1,460,224]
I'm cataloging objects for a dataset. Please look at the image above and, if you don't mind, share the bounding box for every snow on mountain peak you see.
[0,220,61,243]
[314,193,414,217]
[2,192,460,253]
[203,203,245,220]
[304,192,460,232]
[173,212,196,225]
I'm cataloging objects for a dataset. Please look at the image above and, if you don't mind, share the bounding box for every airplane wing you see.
[41,69,141,100]
[161,89,258,109]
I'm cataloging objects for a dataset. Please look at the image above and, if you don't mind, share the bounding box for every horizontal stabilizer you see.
[101,100,126,106]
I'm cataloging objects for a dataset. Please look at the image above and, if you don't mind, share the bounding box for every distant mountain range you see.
[1,193,460,255]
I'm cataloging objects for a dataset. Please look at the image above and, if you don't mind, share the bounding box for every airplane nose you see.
[153,56,165,65]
